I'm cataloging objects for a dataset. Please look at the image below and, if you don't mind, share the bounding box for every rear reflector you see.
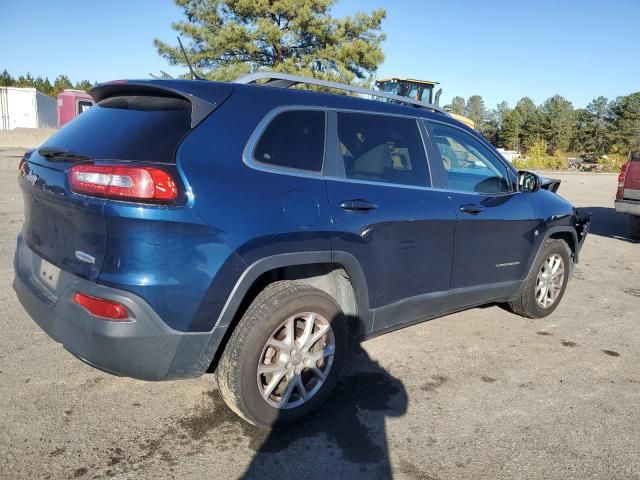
[69,164,177,202]
[73,292,129,320]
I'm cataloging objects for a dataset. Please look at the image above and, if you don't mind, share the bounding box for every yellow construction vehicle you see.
[375,77,475,129]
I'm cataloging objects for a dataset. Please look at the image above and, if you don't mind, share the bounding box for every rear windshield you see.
[42,94,191,163]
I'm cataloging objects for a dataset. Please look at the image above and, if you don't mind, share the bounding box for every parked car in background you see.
[615,155,640,238]
[14,73,590,428]
[57,89,94,127]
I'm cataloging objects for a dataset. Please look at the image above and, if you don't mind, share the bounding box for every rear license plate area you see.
[34,257,62,295]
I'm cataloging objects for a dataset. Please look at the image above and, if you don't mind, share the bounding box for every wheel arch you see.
[207,251,372,372]
[548,229,578,261]
[524,226,578,283]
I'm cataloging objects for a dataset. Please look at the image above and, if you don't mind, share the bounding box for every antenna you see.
[177,36,203,80]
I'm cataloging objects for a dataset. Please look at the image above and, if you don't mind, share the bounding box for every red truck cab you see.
[57,90,94,128]
[615,156,640,238]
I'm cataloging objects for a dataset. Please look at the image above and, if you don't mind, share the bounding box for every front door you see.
[426,121,538,309]
[325,111,457,332]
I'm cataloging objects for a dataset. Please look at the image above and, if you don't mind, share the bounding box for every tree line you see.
[446,93,640,161]
[0,70,97,97]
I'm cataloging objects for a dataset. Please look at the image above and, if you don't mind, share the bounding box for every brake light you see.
[68,164,177,202]
[73,292,129,320]
[617,161,630,199]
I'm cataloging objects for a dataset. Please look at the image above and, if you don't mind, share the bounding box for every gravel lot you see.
[0,148,638,480]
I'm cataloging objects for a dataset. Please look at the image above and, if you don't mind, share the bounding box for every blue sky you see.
[2,0,638,109]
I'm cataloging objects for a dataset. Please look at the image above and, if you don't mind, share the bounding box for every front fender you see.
[522,189,591,279]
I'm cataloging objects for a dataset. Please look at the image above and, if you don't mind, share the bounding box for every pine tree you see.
[0,69,14,86]
[465,95,487,129]
[53,75,74,95]
[446,96,466,115]
[539,95,575,153]
[500,108,524,150]
[74,80,94,92]
[609,93,640,157]
[155,0,386,84]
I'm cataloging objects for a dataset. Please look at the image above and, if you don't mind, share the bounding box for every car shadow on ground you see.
[239,341,408,479]
[582,206,638,243]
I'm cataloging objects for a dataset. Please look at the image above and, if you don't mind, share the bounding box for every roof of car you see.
[92,78,474,133]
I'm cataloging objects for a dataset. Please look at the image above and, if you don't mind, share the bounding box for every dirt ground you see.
[0,148,638,480]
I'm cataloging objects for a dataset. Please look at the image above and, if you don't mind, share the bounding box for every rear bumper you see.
[13,235,227,380]
[615,199,640,216]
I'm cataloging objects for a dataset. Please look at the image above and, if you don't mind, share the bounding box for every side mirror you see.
[517,171,540,193]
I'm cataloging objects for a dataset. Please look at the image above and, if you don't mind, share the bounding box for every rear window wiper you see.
[38,147,92,162]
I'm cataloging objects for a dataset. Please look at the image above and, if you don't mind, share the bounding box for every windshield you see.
[421,85,434,103]
[380,82,401,96]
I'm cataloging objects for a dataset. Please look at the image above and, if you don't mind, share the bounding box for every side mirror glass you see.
[518,171,540,193]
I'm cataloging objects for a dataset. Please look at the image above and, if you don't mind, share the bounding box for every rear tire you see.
[629,216,640,239]
[508,239,571,319]
[215,281,348,429]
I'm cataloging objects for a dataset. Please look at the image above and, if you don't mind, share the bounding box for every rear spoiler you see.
[90,80,233,128]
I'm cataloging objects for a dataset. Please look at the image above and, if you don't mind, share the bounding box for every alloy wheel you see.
[257,312,335,409]
[535,253,565,308]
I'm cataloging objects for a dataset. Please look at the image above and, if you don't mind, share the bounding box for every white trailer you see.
[0,87,57,130]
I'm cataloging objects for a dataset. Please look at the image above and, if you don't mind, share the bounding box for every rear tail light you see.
[73,292,129,321]
[68,164,177,202]
[617,161,630,199]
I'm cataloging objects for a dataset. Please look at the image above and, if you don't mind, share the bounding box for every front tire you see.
[215,281,348,428]
[508,239,571,319]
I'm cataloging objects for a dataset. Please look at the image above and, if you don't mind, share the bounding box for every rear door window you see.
[336,112,430,187]
[42,94,192,163]
[253,110,325,172]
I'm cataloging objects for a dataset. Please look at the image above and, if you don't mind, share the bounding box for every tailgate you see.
[17,80,233,283]
[19,156,106,281]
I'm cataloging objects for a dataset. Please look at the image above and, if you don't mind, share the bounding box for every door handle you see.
[459,204,484,214]
[339,199,379,212]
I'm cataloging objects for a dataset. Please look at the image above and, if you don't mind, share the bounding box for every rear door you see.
[425,120,538,308]
[325,111,456,331]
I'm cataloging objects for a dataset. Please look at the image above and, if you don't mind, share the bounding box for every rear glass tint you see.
[42,94,191,163]
[253,110,325,172]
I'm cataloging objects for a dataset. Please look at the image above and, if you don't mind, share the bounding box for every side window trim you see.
[324,110,344,178]
[329,109,432,188]
[424,118,517,195]
[242,105,328,178]
[418,119,449,190]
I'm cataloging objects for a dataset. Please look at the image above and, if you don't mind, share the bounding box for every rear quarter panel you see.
[175,89,333,331]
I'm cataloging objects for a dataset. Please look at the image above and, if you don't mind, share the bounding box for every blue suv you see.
[14,73,589,427]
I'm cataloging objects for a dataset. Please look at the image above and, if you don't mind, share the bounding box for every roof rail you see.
[234,72,448,115]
